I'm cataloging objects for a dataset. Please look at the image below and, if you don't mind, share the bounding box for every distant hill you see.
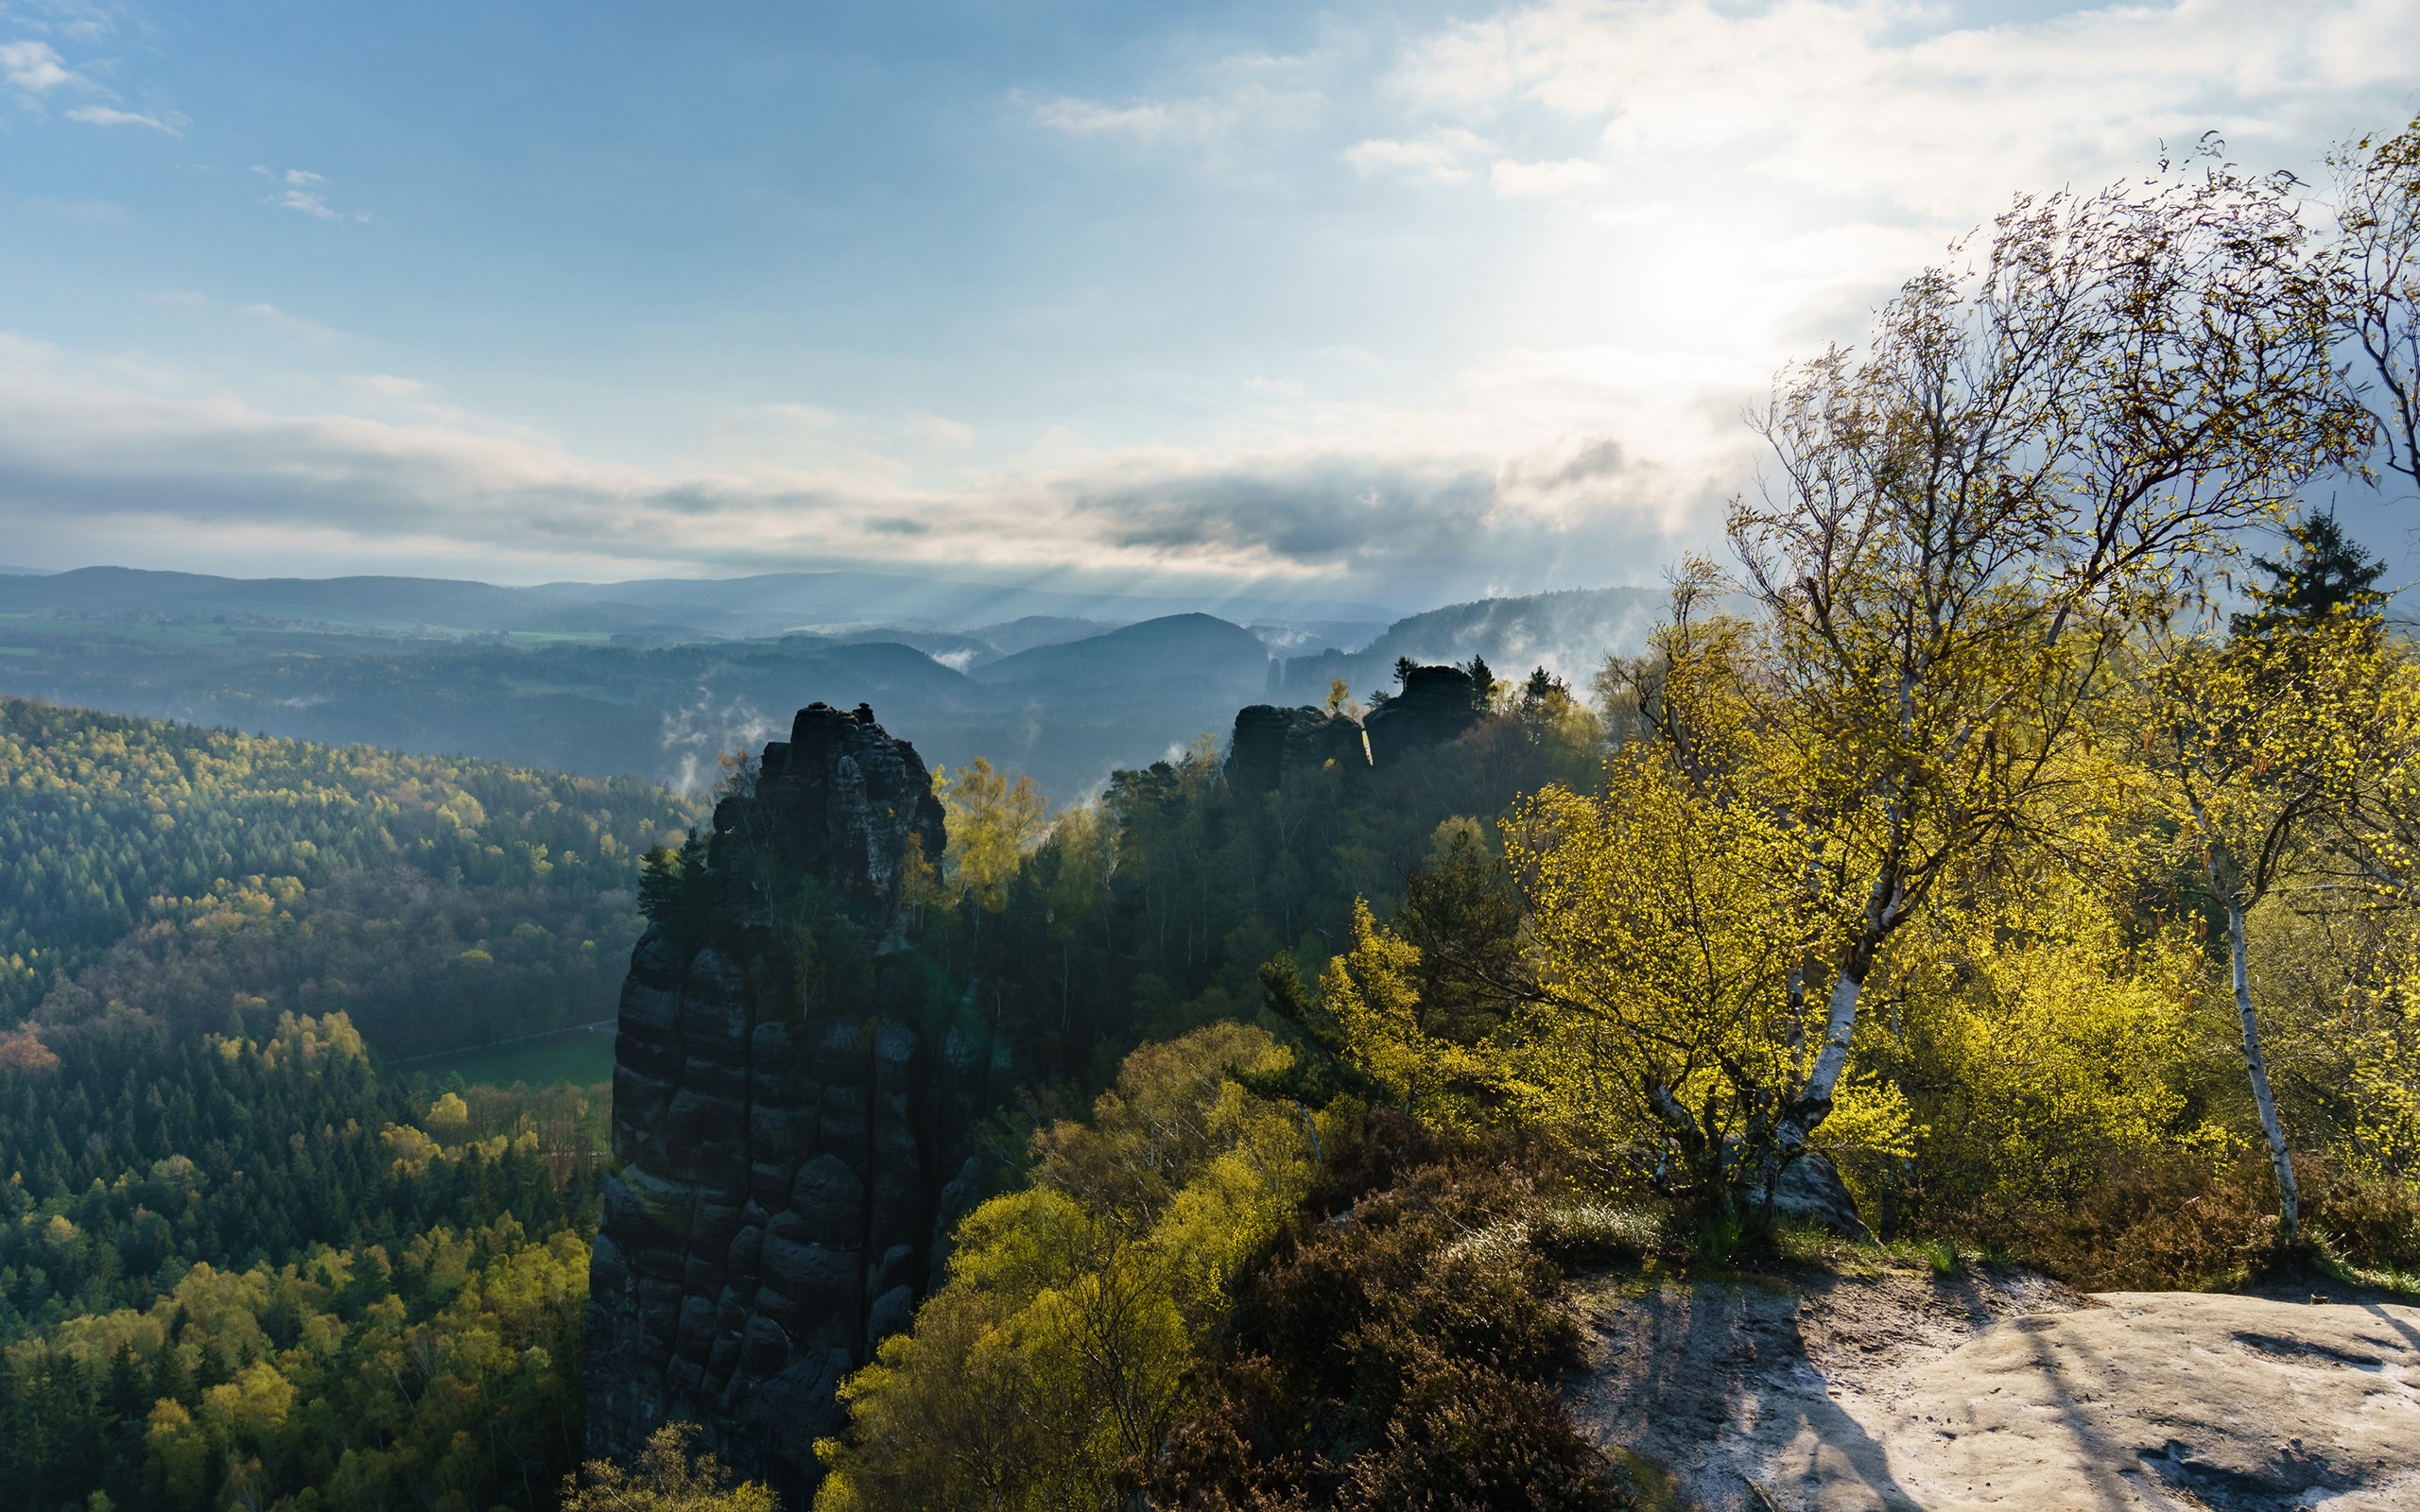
[0,696,694,1053]
[974,614,1269,692]
[1273,587,1666,702]
[530,570,1390,634]
[970,615,1119,656]
[0,574,1666,799]
[0,614,1267,799]
[0,565,1392,643]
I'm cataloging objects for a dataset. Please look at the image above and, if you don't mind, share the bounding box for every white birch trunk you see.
[1779,970,1863,1156]
[2227,900,2299,1243]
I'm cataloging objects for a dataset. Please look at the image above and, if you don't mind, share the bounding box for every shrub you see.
[1146,1113,1624,1511]
[1982,1154,2282,1291]
[2301,1157,2420,1273]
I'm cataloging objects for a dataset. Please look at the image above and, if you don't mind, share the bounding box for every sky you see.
[2,0,2418,615]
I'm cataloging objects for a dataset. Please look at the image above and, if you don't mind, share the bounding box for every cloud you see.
[9,0,2416,602]
[1489,156,1607,198]
[1390,0,2420,221]
[1342,128,1493,183]
[253,165,368,222]
[345,372,437,399]
[0,37,75,92]
[269,188,338,219]
[1032,95,1189,138]
[0,332,1706,601]
[1024,52,1326,157]
[905,414,975,454]
[2,2,118,44]
[65,103,179,133]
[236,302,344,340]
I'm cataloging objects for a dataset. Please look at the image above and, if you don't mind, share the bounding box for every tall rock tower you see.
[583,702,995,1503]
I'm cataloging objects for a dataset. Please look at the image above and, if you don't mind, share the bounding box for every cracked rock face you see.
[583,703,995,1503]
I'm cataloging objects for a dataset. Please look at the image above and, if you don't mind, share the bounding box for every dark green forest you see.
[0,698,696,1057]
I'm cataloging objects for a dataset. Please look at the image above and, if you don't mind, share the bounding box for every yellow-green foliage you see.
[561,1423,775,1512]
[1500,737,1909,1191]
[1318,896,1520,1125]
[10,1217,587,1512]
[1886,873,2211,1207]
[814,1022,1322,1512]
[937,757,1050,911]
[2238,903,2420,1189]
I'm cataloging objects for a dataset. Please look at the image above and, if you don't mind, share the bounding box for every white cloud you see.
[1391,0,2420,220]
[345,372,437,399]
[9,0,2420,599]
[253,166,367,222]
[906,413,976,453]
[65,103,179,134]
[1024,53,1326,156]
[269,188,338,220]
[1488,156,1608,198]
[3,2,117,43]
[1033,95,1188,138]
[0,38,75,92]
[236,302,344,340]
[1342,128,1493,182]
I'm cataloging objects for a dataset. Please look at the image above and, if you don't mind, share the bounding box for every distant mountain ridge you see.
[1273,587,1666,701]
[0,565,1393,641]
[0,571,1669,798]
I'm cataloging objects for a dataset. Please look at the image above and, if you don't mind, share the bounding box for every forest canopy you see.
[0,699,697,1057]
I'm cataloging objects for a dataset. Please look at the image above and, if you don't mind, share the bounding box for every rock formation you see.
[1361,663,1482,766]
[583,702,997,1504]
[1229,663,1488,793]
[1226,703,1371,793]
[1567,1266,2420,1511]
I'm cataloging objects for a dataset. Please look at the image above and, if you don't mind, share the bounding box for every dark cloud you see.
[1068,460,1499,566]
[0,360,1711,604]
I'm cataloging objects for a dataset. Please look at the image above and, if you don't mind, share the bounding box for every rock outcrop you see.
[583,702,996,1503]
[1566,1265,2420,1512]
[1227,703,1371,793]
[1361,663,1482,766]
[1229,663,1488,793]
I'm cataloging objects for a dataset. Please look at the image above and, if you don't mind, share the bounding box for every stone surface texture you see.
[582,702,991,1504]
[1566,1265,2420,1511]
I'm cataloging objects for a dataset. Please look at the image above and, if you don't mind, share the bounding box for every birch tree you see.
[1695,162,2366,1199]
[2335,115,2420,494]
[2129,608,2396,1242]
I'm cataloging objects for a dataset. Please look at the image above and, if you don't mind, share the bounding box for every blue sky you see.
[3,0,2418,612]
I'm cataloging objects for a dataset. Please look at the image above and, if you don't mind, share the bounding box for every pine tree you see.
[2232,512,2389,637]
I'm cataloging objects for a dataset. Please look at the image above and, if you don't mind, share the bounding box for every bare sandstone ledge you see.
[1566,1265,2420,1511]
